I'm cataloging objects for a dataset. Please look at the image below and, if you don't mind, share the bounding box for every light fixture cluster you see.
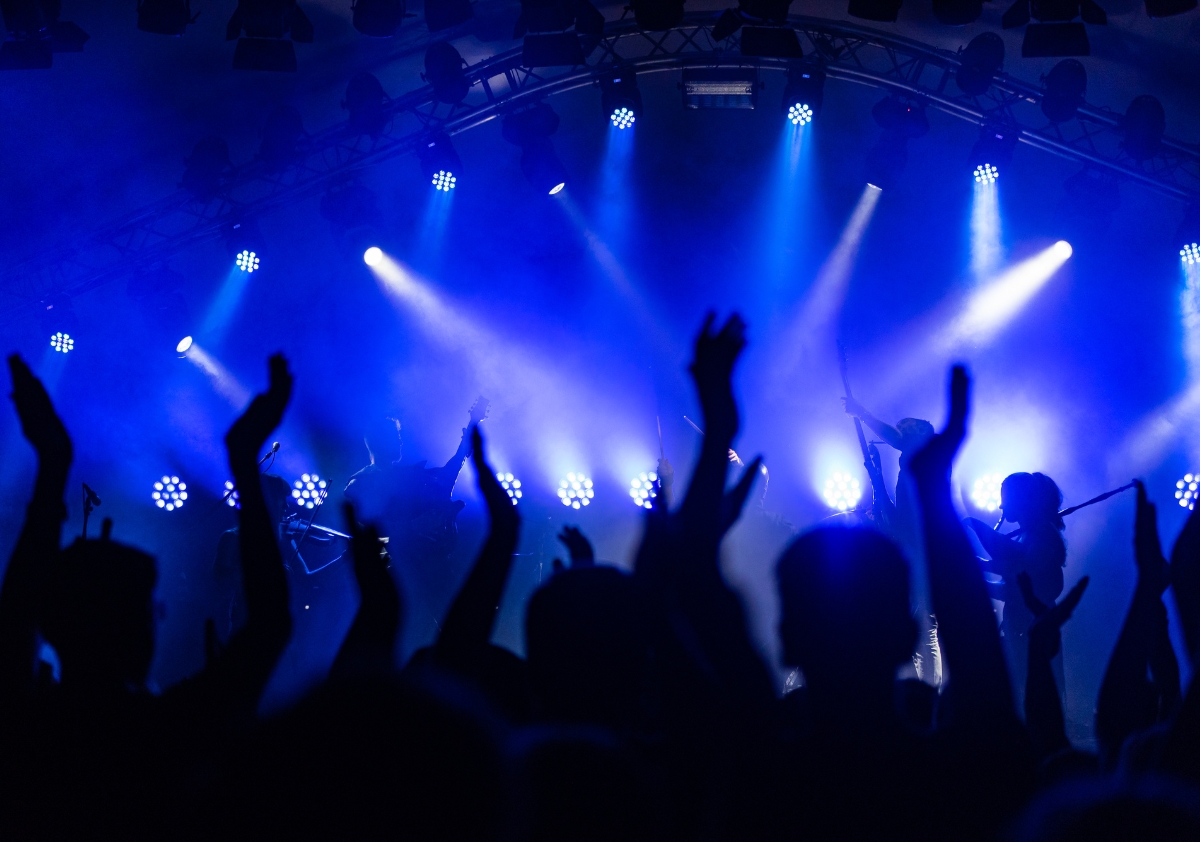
[558,472,595,509]
[787,103,813,126]
[974,163,999,184]
[236,249,260,272]
[971,473,1004,512]
[823,472,862,511]
[224,480,240,508]
[629,472,658,509]
[497,472,523,505]
[1177,474,1199,510]
[153,475,188,511]
[51,332,74,353]
[292,473,328,509]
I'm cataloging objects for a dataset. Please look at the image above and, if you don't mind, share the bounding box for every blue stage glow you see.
[549,182,566,195]
[557,472,594,509]
[1182,243,1200,265]
[50,332,74,353]
[787,103,813,126]
[974,163,999,184]
[610,107,636,129]
[1177,474,1200,510]
[176,335,193,354]
[496,472,522,505]
[223,480,240,508]
[152,475,187,511]
[432,170,456,191]
[363,246,383,266]
[292,473,328,509]
[971,473,1004,512]
[822,471,861,511]
[235,249,260,273]
[629,471,658,508]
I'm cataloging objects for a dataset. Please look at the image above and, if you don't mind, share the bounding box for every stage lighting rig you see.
[497,472,522,505]
[419,134,461,191]
[258,105,305,172]
[40,294,79,350]
[515,0,603,66]
[344,72,390,138]
[969,124,1017,183]
[600,70,641,129]
[822,472,861,511]
[1123,95,1165,162]
[292,473,327,509]
[871,95,928,140]
[224,481,240,508]
[424,41,470,105]
[426,0,473,31]
[1040,59,1086,123]
[176,335,194,354]
[137,0,198,35]
[363,246,383,265]
[226,217,266,271]
[629,472,658,509]
[682,68,757,109]
[558,472,594,509]
[226,0,314,72]
[0,0,88,69]
[1001,0,1106,58]
[631,0,685,30]
[503,104,569,194]
[50,332,74,353]
[782,66,824,125]
[711,0,794,42]
[1178,474,1199,510]
[955,32,1004,97]
[181,136,231,201]
[932,0,981,24]
[352,0,404,37]
[1061,168,1119,231]
[152,476,188,511]
[1178,205,1200,265]
[971,473,1003,512]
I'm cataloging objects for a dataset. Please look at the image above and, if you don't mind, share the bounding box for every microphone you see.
[257,441,281,466]
[82,483,102,506]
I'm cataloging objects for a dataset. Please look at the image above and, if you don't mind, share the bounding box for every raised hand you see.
[471,426,518,533]
[689,312,746,440]
[8,354,72,469]
[909,366,968,483]
[557,525,594,568]
[226,354,293,470]
[330,502,400,679]
[1133,480,1169,596]
[1019,572,1089,662]
[841,395,866,419]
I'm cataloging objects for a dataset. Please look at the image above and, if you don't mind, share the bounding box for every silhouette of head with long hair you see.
[1002,472,1064,531]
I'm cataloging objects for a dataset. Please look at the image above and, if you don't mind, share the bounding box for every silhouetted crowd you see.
[3,312,1200,841]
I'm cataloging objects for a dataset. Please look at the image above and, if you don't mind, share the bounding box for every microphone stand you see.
[81,483,101,539]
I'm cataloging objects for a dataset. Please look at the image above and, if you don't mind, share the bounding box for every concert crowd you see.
[3,312,1200,840]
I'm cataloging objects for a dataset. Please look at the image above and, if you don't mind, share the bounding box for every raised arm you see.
[908,367,1019,731]
[1019,572,1088,760]
[0,356,72,696]
[1095,481,1177,763]
[329,503,401,680]
[205,355,294,713]
[434,427,520,667]
[843,396,904,451]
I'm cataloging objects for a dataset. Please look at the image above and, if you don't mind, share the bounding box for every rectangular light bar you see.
[682,68,758,110]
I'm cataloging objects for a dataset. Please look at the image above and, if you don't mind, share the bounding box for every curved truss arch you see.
[3,13,1196,325]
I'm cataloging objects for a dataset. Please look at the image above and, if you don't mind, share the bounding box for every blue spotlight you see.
[557,472,594,509]
[496,472,522,505]
[782,67,825,126]
[549,182,566,195]
[364,246,383,266]
[629,471,658,509]
[223,480,240,508]
[822,471,862,511]
[974,163,999,184]
[152,475,188,511]
[600,71,641,129]
[291,473,328,509]
[971,473,1003,512]
[176,335,193,354]
[432,170,456,191]
[235,249,260,273]
[1182,243,1200,265]
[787,103,813,126]
[610,106,636,129]
[420,135,461,192]
[50,332,74,353]
[1177,474,1200,510]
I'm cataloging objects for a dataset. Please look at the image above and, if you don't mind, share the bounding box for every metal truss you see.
[5,12,1198,327]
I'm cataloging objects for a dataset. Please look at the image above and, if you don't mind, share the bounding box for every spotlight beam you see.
[180,341,251,408]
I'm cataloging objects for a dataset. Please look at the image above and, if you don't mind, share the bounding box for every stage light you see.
[152,475,188,511]
[343,73,390,138]
[955,32,1004,97]
[740,26,803,58]
[226,0,313,71]
[946,240,1073,344]
[235,249,260,273]
[1123,95,1166,162]
[974,163,999,184]
[224,480,240,508]
[1040,59,1086,123]
[1183,245,1200,265]
[352,0,404,37]
[496,472,522,505]
[176,335,194,354]
[629,472,658,509]
[782,67,825,125]
[137,0,197,35]
[418,134,461,191]
[600,71,641,129]
[0,0,88,69]
[182,137,231,201]
[50,332,74,353]
[848,0,902,21]
[630,0,684,30]
[424,42,470,104]
[1177,474,1200,510]
[971,473,1003,512]
[682,68,758,110]
[364,246,383,265]
[932,0,982,24]
[503,105,569,195]
[822,471,862,511]
[291,473,328,509]
[1177,206,1200,265]
[1001,0,1105,58]
[426,0,474,31]
[557,472,594,509]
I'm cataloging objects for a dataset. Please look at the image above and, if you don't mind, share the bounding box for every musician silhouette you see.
[965,472,1067,705]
